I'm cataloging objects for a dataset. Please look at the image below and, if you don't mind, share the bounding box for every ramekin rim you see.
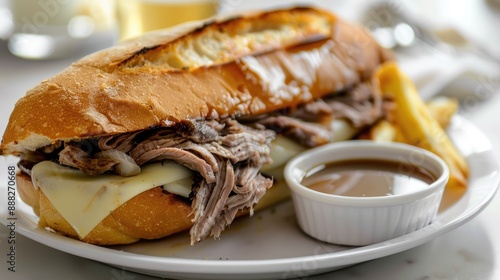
[284,140,450,207]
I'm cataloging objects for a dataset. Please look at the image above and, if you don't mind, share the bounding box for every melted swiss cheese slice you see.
[32,161,193,238]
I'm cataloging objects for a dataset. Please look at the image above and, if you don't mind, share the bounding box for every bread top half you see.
[1,6,391,155]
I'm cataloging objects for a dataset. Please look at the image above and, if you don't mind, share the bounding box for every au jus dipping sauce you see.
[301,159,436,197]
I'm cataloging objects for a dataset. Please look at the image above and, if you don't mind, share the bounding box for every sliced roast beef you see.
[121,118,275,243]
[190,158,235,243]
[258,82,383,146]
[97,131,141,153]
[134,146,217,183]
[257,115,332,147]
[281,98,333,122]
[176,118,220,143]
[59,144,118,175]
[326,82,383,127]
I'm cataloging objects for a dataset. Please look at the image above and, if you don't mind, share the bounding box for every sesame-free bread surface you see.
[0,7,389,155]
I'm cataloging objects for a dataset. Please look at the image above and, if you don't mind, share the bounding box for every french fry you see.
[374,62,468,191]
[368,97,458,141]
[426,97,458,129]
[365,120,396,142]
[363,119,405,142]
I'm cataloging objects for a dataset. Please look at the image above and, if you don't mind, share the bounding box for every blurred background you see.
[0,0,499,59]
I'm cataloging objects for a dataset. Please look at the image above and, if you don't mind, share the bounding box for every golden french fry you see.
[364,120,398,142]
[369,120,396,142]
[375,62,468,190]
[426,97,458,128]
[367,97,457,141]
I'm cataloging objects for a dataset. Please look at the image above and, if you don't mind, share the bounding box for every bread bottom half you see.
[16,172,291,245]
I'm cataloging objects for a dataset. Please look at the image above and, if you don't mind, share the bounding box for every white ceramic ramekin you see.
[284,140,450,246]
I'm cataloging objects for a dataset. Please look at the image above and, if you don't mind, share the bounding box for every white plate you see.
[0,116,499,280]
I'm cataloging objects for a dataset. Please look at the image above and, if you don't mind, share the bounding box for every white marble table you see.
[1,1,499,279]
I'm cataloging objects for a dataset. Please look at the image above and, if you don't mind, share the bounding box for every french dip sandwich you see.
[0,7,466,246]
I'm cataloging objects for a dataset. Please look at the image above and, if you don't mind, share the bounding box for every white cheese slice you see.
[162,177,193,198]
[330,118,358,142]
[262,135,306,171]
[31,161,193,238]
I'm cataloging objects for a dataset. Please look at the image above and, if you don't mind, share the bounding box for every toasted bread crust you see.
[1,7,389,155]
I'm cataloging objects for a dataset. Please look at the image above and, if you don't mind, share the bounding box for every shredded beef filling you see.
[249,81,384,146]
[59,144,120,175]
[126,119,274,243]
[19,82,386,244]
[60,118,275,244]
